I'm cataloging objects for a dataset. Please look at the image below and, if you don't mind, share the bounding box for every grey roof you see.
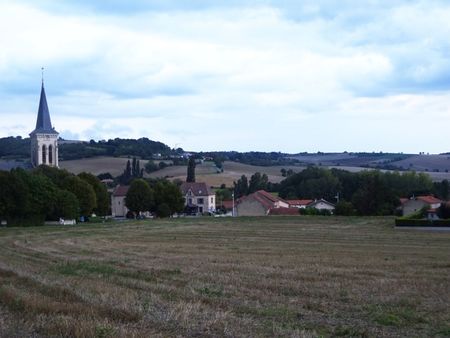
[180,182,214,196]
[31,83,58,135]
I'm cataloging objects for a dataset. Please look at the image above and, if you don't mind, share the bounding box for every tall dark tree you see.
[248,172,269,193]
[234,175,249,198]
[434,179,450,200]
[186,157,196,182]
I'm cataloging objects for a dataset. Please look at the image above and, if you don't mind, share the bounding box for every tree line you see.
[0,166,109,226]
[0,137,177,161]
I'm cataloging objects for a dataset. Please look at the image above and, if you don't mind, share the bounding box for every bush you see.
[156,203,171,218]
[145,161,159,173]
[395,218,450,227]
[6,215,45,227]
[299,208,331,216]
[334,201,355,216]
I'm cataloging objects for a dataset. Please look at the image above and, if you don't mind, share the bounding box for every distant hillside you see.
[0,136,29,159]
[2,136,450,175]
[0,136,177,161]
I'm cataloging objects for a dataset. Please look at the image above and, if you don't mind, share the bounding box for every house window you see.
[188,198,192,204]
[211,197,213,203]
[197,198,204,204]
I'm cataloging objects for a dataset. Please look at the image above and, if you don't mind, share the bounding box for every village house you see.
[180,182,216,214]
[287,199,314,208]
[400,195,442,217]
[287,198,336,213]
[308,199,336,213]
[111,185,129,217]
[236,190,290,216]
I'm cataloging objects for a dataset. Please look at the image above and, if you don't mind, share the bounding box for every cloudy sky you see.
[1,0,449,153]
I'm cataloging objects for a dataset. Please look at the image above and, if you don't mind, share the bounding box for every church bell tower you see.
[30,72,59,167]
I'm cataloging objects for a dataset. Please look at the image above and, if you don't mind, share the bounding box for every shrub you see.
[156,203,171,218]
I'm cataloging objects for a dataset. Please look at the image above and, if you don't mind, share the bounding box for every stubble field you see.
[0,217,449,337]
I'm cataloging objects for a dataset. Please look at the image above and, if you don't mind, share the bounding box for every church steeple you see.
[32,71,58,134]
[30,71,59,168]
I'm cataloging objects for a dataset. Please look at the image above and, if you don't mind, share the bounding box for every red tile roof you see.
[113,185,129,197]
[287,199,314,206]
[417,195,442,204]
[180,182,214,196]
[237,190,286,211]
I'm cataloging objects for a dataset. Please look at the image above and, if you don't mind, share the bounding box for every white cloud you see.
[1,1,450,153]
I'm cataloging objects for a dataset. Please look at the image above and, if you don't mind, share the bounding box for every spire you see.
[32,71,58,135]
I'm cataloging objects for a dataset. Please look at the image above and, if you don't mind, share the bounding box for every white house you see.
[400,195,442,216]
[308,199,336,213]
[180,182,216,214]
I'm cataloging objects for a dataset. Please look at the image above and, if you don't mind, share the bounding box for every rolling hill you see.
[59,156,450,186]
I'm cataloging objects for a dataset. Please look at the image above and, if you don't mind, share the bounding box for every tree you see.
[145,161,159,173]
[62,176,97,216]
[334,201,355,216]
[438,202,450,219]
[97,172,113,180]
[120,157,143,184]
[351,171,399,215]
[119,160,132,184]
[19,170,58,219]
[233,175,249,198]
[33,165,71,187]
[53,189,79,219]
[0,170,29,220]
[156,203,171,218]
[434,179,450,200]
[248,172,269,193]
[78,172,110,216]
[216,188,232,203]
[125,179,154,215]
[187,156,196,182]
[278,166,340,201]
[152,179,185,215]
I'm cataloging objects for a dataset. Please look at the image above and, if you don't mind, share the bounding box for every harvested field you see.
[1,217,450,337]
[60,157,131,177]
[149,161,303,187]
[60,156,450,186]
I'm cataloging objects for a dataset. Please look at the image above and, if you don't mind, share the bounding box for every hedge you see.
[395,218,450,227]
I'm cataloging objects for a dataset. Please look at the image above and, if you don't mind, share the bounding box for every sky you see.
[1,0,450,154]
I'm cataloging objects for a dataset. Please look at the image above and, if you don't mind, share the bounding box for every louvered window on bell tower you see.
[49,145,53,164]
[42,145,46,164]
